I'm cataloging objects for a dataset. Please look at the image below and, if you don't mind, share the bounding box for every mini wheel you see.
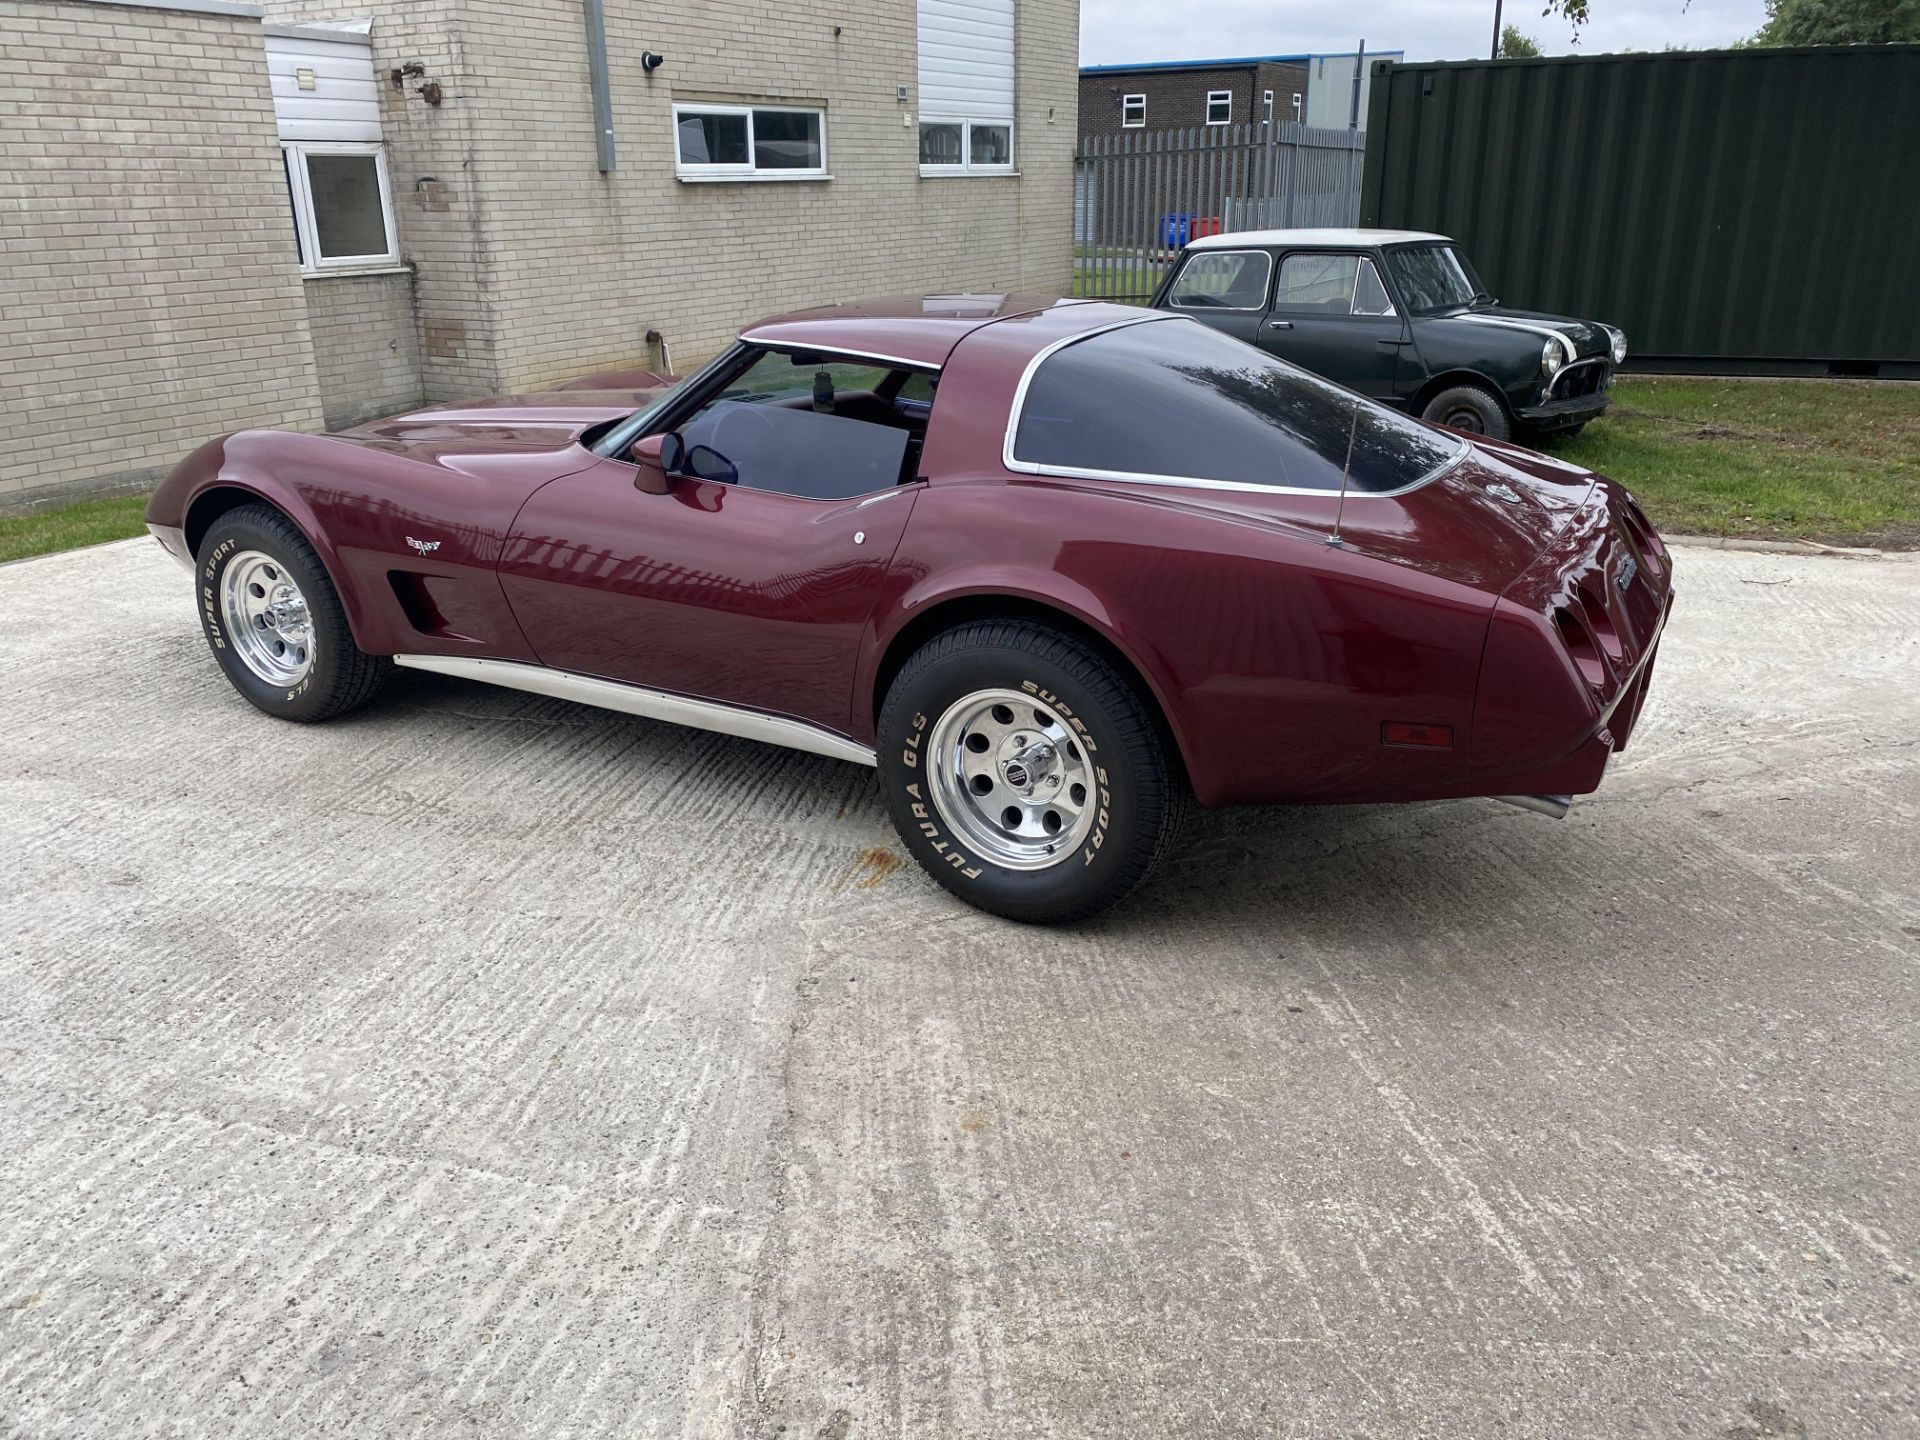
[195,503,390,722]
[877,620,1186,924]
[1421,383,1511,441]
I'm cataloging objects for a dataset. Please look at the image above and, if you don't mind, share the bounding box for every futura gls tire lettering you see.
[876,619,1188,925]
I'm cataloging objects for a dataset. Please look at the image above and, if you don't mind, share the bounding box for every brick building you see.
[2,0,1077,507]
[1079,57,1308,144]
[1077,50,1402,144]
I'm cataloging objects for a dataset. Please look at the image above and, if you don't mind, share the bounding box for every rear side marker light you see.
[1383,721,1452,749]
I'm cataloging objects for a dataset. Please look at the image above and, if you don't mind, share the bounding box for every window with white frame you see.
[1205,90,1231,126]
[1291,92,1303,121]
[917,0,1015,175]
[283,143,398,272]
[673,103,827,180]
[1262,89,1274,125]
[1122,93,1146,128]
[266,31,396,274]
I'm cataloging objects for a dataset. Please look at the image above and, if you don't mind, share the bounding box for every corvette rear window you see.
[1010,318,1462,494]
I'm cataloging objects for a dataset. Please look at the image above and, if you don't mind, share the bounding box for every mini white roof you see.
[1186,228,1451,250]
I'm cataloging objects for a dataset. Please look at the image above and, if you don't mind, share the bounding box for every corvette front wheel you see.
[877,620,1187,924]
[196,503,389,722]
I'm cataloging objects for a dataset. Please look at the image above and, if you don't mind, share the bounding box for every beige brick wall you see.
[268,0,498,401]
[266,0,1078,395]
[0,0,325,506]
[302,272,423,428]
[479,0,1081,387]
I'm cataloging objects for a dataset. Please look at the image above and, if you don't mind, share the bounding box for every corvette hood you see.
[330,391,660,481]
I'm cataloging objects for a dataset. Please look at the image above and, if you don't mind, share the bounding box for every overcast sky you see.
[1079,0,1772,66]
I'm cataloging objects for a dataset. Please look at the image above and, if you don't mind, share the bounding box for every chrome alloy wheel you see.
[926,688,1098,871]
[220,549,315,687]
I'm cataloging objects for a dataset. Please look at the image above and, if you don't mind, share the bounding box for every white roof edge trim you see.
[58,0,264,18]
[1186,228,1452,250]
[263,18,373,41]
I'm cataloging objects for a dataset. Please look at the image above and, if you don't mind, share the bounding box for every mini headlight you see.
[1541,339,1564,377]
[1609,327,1628,366]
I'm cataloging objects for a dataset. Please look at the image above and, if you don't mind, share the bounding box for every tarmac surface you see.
[1,537,1915,1438]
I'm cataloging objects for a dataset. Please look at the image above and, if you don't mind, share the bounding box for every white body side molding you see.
[392,655,878,767]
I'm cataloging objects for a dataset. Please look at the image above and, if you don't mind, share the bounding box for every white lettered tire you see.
[877,620,1187,924]
[197,503,389,722]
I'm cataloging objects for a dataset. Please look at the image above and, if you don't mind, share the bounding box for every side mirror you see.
[628,431,683,494]
[683,443,738,486]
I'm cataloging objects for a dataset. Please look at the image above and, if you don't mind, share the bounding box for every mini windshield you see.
[1384,244,1486,314]
[1011,318,1462,495]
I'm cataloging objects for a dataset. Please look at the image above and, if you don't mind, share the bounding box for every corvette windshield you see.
[590,346,739,458]
[1011,318,1462,494]
[1384,244,1484,314]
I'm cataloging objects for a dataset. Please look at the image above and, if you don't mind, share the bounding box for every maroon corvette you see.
[147,295,1671,922]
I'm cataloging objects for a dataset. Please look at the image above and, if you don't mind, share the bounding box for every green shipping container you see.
[1360,46,1920,376]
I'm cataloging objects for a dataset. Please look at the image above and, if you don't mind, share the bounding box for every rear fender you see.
[861,567,1202,794]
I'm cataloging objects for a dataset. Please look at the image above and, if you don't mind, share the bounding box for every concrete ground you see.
[1,537,1915,1439]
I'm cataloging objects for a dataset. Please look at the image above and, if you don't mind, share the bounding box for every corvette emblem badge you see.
[1487,483,1521,504]
[406,537,442,554]
[1615,552,1639,594]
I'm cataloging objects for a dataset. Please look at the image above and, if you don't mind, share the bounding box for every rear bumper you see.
[1469,481,1674,796]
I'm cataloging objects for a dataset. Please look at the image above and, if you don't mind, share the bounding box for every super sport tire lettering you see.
[193,503,391,724]
[876,618,1188,925]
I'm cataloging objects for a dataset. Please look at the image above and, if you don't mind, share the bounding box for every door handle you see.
[1264,318,1292,331]
[1377,337,1412,347]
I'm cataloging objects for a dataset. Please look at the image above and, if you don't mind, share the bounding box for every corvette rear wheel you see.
[1422,383,1511,441]
[878,620,1187,924]
[197,504,389,722]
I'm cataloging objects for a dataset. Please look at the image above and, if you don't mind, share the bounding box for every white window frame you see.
[1291,92,1303,122]
[282,141,398,275]
[672,102,830,182]
[1205,90,1232,126]
[1122,93,1146,128]
[1262,89,1274,126]
[918,119,1016,178]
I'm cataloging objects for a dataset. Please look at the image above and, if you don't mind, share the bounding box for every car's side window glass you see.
[1352,258,1396,317]
[710,352,894,405]
[1271,253,1359,314]
[678,402,912,500]
[669,349,926,501]
[1010,318,1460,494]
[1167,250,1272,310]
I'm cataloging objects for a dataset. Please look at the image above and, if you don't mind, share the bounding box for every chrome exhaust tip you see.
[1495,794,1572,819]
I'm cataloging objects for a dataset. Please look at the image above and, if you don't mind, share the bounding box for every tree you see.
[1538,0,1594,30]
[1536,0,1920,45]
[1751,0,1920,45]
[1499,24,1544,56]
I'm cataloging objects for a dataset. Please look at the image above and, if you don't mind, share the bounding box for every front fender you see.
[147,432,381,652]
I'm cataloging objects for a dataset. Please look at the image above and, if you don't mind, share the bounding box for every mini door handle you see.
[1265,318,1293,330]
[1377,337,1412,347]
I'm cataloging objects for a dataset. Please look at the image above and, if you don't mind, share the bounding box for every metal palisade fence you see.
[1073,122,1367,303]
